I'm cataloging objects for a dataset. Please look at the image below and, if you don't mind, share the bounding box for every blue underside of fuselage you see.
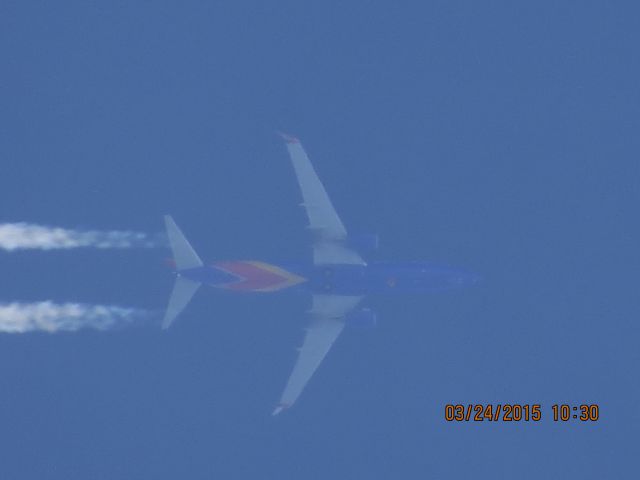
[180,261,480,296]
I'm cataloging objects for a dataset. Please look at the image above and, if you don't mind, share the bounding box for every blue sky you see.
[1,1,638,478]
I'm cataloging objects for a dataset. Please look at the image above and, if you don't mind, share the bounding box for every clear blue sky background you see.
[1,1,638,478]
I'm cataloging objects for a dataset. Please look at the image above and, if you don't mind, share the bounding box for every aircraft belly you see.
[304,264,459,294]
[186,262,462,295]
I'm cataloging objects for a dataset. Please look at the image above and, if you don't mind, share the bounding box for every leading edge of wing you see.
[279,133,365,266]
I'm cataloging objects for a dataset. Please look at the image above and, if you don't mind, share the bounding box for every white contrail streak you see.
[0,223,164,251]
[0,301,152,333]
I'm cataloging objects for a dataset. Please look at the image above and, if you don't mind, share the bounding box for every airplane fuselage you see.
[179,260,480,296]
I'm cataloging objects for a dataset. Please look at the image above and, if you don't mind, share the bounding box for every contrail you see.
[0,301,154,333]
[0,222,165,251]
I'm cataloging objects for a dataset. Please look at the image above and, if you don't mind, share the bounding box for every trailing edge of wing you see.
[280,135,365,266]
[282,137,347,240]
[272,295,363,415]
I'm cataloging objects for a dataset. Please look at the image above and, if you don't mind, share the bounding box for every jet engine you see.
[346,308,377,328]
[345,233,379,253]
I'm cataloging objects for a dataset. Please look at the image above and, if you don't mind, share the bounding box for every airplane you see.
[162,134,480,415]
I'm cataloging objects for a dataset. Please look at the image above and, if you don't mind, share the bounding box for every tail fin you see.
[162,215,203,329]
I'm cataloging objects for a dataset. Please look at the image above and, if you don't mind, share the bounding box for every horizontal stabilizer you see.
[164,215,203,271]
[162,275,200,329]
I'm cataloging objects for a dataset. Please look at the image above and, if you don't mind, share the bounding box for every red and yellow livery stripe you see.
[214,261,307,292]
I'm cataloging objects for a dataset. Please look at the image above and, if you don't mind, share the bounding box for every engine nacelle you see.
[345,233,379,253]
[346,308,377,329]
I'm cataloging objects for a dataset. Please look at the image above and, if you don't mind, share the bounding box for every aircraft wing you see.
[281,134,365,266]
[272,294,363,415]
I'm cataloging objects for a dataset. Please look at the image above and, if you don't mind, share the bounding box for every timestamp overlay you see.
[444,404,600,423]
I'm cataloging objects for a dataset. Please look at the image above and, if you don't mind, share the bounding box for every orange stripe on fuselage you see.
[214,261,307,292]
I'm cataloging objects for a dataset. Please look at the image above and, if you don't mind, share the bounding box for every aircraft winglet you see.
[272,402,291,416]
[278,132,300,144]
